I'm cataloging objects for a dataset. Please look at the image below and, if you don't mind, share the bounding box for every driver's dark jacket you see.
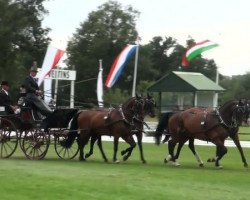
[23,75,39,94]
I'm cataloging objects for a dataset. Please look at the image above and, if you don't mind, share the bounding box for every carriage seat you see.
[17,96,45,121]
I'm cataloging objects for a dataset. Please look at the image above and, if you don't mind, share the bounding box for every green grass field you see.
[0,141,250,200]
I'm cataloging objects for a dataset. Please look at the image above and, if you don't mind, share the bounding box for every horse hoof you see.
[85,153,91,158]
[216,165,223,169]
[121,150,126,156]
[207,158,215,162]
[113,160,120,164]
[142,160,147,164]
[123,156,128,161]
[104,159,109,163]
[244,163,248,168]
[164,158,168,163]
[79,158,86,162]
[199,163,204,167]
[170,161,180,167]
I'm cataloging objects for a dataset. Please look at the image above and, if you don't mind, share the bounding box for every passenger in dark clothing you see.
[23,63,53,117]
[0,81,18,114]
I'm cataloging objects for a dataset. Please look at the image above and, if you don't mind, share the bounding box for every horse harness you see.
[104,98,147,133]
[189,102,248,137]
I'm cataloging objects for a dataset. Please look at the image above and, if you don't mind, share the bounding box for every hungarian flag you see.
[38,46,64,86]
[182,40,218,67]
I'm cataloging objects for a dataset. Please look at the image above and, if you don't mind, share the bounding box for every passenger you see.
[0,81,19,114]
[23,62,53,117]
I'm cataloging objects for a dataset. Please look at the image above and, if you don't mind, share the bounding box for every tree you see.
[219,73,250,103]
[67,0,139,104]
[147,36,178,79]
[0,0,50,98]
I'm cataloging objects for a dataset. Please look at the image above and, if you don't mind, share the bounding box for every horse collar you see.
[216,108,237,129]
[119,106,130,125]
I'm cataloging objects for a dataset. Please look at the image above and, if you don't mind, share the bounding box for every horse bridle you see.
[231,102,249,127]
[118,97,145,126]
[132,97,156,132]
[216,101,249,128]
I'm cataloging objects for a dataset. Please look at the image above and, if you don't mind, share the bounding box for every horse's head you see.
[132,94,145,117]
[220,99,250,127]
[144,93,156,118]
[122,94,144,119]
[232,99,250,126]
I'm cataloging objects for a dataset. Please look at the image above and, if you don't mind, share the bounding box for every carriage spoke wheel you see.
[21,129,50,160]
[54,129,79,159]
[0,118,18,158]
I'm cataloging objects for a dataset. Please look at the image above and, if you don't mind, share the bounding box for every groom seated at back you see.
[0,81,19,114]
[23,62,53,118]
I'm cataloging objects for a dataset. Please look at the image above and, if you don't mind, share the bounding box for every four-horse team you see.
[0,86,249,169]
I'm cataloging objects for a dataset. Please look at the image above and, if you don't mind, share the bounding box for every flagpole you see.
[97,59,104,107]
[213,67,219,108]
[132,42,139,97]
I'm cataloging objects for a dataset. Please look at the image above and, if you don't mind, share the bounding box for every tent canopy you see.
[147,71,225,92]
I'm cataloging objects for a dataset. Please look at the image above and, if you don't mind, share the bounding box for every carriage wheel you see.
[21,129,50,160]
[54,130,79,159]
[0,118,18,158]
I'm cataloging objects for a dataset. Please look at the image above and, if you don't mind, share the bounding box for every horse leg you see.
[214,141,228,168]
[77,137,85,161]
[85,136,97,158]
[207,145,219,163]
[187,138,204,167]
[78,130,90,161]
[174,139,187,160]
[135,131,146,164]
[167,139,180,166]
[121,135,136,162]
[230,134,248,167]
[96,136,108,162]
[113,136,120,163]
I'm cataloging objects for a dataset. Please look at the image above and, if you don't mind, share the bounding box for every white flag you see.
[38,46,64,86]
[97,60,104,107]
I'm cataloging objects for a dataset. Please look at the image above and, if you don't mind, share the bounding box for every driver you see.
[23,62,53,117]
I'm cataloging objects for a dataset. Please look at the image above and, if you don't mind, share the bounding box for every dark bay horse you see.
[62,95,148,162]
[84,94,156,163]
[155,99,249,168]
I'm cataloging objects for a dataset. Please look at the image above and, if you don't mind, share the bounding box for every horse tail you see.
[155,112,173,145]
[62,111,81,148]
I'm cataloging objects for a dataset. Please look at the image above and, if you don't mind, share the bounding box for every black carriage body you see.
[0,102,79,160]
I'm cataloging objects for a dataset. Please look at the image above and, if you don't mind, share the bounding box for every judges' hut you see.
[147,71,225,115]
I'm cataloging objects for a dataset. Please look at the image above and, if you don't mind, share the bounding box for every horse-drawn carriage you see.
[0,97,79,160]
[0,94,156,163]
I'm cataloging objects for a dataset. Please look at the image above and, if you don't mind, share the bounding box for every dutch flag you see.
[105,44,138,88]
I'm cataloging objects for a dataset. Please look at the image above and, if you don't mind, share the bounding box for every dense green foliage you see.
[0,0,50,99]
[220,73,250,103]
[0,0,249,106]
[0,142,250,200]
